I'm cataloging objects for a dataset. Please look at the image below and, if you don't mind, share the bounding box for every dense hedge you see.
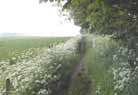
[0,37,80,95]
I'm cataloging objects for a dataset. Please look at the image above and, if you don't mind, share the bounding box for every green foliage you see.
[84,35,132,95]
[80,1,136,37]
[41,0,138,68]
[42,0,138,40]
[84,35,117,95]
[122,67,138,95]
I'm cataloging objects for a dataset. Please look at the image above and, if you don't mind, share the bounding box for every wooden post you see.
[128,37,138,69]
[5,78,10,95]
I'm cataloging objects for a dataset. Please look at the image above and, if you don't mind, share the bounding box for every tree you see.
[40,0,138,68]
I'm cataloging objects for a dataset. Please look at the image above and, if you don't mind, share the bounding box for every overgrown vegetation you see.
[1,0,138,94]
[0,35,138,95]
[0,37,80,95]
[39,1,138,94]
[83,35,138,95]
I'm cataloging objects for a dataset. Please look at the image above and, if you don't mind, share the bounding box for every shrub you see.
[0,37,80,95]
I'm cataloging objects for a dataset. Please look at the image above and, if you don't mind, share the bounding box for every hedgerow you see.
[84,35,136,95]
[0,37,80,95]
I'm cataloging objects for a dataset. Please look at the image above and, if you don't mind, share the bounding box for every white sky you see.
[0,0,80,37]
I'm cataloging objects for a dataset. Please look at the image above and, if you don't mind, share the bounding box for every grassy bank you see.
[84,35,128,95]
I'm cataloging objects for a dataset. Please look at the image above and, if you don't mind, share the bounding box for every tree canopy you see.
[40,0,138,41]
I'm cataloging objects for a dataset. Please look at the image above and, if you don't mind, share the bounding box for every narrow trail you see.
[71,53,85,81]
[67,36,92,95]
[56,37,87,95]
[70,36,86,82]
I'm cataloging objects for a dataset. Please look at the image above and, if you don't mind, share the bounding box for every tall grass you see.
[84,35,122,95]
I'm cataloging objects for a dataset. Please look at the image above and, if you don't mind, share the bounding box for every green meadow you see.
[0,36,68,60]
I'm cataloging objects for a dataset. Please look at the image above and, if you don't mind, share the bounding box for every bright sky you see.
[0,0,80,37]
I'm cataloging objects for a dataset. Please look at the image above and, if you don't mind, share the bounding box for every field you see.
[0,36,69,61]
